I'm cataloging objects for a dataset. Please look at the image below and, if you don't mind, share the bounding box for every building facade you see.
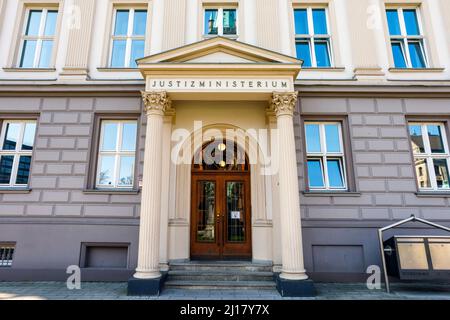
[1,0,450,293]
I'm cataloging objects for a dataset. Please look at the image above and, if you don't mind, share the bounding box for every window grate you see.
[0,245,15,267]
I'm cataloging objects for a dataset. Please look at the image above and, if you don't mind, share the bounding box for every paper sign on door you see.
[231,211,241,219]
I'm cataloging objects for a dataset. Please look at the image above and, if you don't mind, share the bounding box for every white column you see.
[270,92,308,281]
[150,0,165,54]
[134,91,171,279]
[185,0,198,44]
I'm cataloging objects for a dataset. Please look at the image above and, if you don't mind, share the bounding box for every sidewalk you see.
[0,282,449,300]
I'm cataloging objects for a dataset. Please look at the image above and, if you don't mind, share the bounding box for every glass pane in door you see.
[226,182,245,242]
[196,181,216,242]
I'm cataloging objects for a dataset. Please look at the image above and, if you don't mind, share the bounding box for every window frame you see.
[202,6,238,38]
[304,121,347,191]
[108,7,148,68]
[93,118,139,190]
[16,7,59,68]
[385,7,429,69]
[0,119,37,188]
[409,122,450,191]
[293,6,333,68]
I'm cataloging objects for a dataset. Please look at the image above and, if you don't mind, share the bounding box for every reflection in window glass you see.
[312,9,327,34]
[296,41,312,67]
[408,42,426,68]
[325,124,340,153]
[204,9,218,35]
[22,123,36,151]
[0,120,36,187]
[38,40,53,68]
[327,159,344,188]
[409,125,425,153]
[305,122,346,190]
[101,123,118,151]
[110,9,147,67]
[415,158,431,188]
[114,10,129,35]
[403,9,420,35]
[409,123,450,191]
[428,125,445,153]
[20,9,58,68]
[434,159,450,189]
[2,123,21,150]
[314,41,331,67]
[386,9,401,35]
[305,124,321,153]
[391,42,406,68]
[223,9,237,35]
[111,40,127,67]
[294,9,308,34]
[97,121,137,188]
[294,7,331,67]
[121,123,137,151]
[133,10,147,35]
[0,156,14,184]
[98,156,115,186]
[20,40,37,68]
[44,11,58,36]
[386,8,427,69]
[130,40,145,68]
[307,160,324,188]
[15,156,32,185]
[118,156,134,186]
[26,10,42,36]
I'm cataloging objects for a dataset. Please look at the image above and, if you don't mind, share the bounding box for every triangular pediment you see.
[137,36,302,65]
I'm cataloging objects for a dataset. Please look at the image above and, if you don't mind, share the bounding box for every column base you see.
[275,274,316,297]
[127,273,167,296]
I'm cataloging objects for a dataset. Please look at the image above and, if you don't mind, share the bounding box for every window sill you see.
[83,189,140,195]
[415,192,450,198]
[301,67,345,72]
[302,191,361,197]
[0,188,32,194]
[388,67,445,73]
[3,67,56,72]
[97,68,140,72]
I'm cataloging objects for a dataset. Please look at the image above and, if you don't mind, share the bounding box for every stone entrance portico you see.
[128,37,314,296]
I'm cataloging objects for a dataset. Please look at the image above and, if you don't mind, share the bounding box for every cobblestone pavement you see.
[0,282,449,300]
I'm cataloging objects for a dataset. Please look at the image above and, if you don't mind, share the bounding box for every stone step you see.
[164,280,277,290]
[167,270,274,282]
[169,262,273,273]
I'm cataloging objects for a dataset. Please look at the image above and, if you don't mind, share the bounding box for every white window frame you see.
[0,120,36,187]
[305,122,347,190]
[96,120,137,189]
[109,8,147,68]
[294,6,333,68]
[387,7,428,68]
[409,122,450,191]
[17,8,57,68]
[203,7,238,38]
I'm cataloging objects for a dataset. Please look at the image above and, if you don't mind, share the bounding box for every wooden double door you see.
[190,172,251,260]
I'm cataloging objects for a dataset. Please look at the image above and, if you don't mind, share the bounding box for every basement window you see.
[0,244,15,267]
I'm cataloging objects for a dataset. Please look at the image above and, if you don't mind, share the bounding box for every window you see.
[18,8,58,68]
[409,123,450,191]
[294,8,332,67]
[305,122,346,190]
[96,120,137,188]
[0,120,36,187]
[203,7,237,37]
[386,8,427,68]
[110,8,147,68]
[0,244,15,267]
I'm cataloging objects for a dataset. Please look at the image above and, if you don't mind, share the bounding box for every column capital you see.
[141,91,172,116]
[268,92,298,117]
